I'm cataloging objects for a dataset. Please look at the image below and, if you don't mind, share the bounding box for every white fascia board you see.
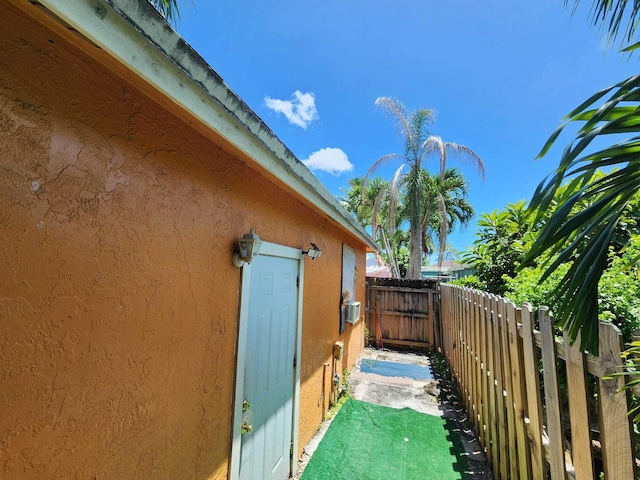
[35,0,379,253]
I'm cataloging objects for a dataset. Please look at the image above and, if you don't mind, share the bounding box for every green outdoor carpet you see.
[300,399,469,480]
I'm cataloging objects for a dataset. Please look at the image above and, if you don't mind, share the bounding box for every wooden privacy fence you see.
[365,278,439,351]
[440,284,636,480]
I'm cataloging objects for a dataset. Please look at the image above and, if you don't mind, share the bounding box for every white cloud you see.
[302,148,354,176]
[264,90,318,129]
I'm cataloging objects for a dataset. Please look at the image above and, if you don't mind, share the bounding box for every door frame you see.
[229,241,305,480]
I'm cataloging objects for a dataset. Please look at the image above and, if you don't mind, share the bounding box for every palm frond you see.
[362,154,405,213]
[423,136,486,181]
[445,142,486,182]
[526,72,640,353]
[386,165,406,233]
[375,97,415,149]
[423,136,448,176]
[363,154,404,184]
[437,193,448,266]
[567,0,640,51]
[149,0,184,24]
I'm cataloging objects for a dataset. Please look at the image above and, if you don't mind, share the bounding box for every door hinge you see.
[293,355,297,368]
[290,441,294,460]
[296,276,300,288]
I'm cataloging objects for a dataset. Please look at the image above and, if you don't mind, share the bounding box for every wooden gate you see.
[365,278,439,350]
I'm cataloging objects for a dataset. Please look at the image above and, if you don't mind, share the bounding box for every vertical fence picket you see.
[479,292,491,460]
[474,291,484,442]
[428,290,435,348]
[520,303,545,479]
[510,305,532,480]
[448,285,454,358]
[486,296,499,477]
[464,289,473,417]
[540,308,566,479]
[458,290,464,389]
[376,292,382,347]
[563,330,595,479]
[451,287,458,384]
[598,321,635,480]
[490,296,508,480]
[459,290,467,410]
[498,298,518,480]
[471,290,481,435]
[409,285,636,480]
[440,286,447,354]
[441,286,447,352]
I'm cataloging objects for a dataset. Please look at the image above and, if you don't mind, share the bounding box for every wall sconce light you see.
[303,243,322,260]
[232,230,263,267]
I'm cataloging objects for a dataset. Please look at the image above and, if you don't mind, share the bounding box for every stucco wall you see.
[0,3,365,479]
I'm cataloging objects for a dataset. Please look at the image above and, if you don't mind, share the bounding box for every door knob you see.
[241,420,253,434]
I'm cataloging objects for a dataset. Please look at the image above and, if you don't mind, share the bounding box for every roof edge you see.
[35,0,379,252]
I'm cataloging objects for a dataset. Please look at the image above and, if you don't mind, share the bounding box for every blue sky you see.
[177,0,638,254]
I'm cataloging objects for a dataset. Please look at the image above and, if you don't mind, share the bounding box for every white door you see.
[232,245,302,480]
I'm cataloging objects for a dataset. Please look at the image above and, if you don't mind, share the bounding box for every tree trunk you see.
[407,215,422,279]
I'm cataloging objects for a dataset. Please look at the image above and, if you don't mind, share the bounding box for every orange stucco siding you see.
[0,3,366,479]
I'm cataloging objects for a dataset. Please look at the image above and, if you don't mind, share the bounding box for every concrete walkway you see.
[351,348,441,416]
[295,347,492,479]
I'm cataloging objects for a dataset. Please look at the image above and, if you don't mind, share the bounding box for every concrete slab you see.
[350,347,441,416]
[359,359,434,380]
[350,378,442,416]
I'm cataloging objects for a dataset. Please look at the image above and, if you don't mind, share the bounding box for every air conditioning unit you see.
[345,301,361,324]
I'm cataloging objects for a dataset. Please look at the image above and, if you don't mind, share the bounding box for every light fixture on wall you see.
[303,243,322,260]
[232,230,263,267]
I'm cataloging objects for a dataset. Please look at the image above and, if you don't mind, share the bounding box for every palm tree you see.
[524,1,640,353]
[365,97,485,279]
[422,167,475,265]
[341,177,385,227]
[341,177,403,277]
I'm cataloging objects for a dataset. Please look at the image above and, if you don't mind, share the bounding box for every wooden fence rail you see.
[440,284,636,479]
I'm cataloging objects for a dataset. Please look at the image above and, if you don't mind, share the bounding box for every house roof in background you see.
[422,261,470,271]
[31,0,379,252]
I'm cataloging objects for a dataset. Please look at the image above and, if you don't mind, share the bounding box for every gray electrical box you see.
[344,302,361,324]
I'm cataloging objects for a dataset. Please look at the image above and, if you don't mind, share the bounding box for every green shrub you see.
[449,275,486,291]
[506,236,640,342]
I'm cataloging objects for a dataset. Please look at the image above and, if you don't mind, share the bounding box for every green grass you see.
[301,398,469,480]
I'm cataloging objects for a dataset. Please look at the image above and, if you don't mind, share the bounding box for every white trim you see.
[291,250,304,478]
[229,241,304,480]
[230,260,251,480]
[33,0,378,253]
